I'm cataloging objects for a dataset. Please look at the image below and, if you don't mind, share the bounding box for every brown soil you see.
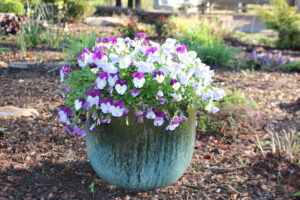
[0,68,299,200]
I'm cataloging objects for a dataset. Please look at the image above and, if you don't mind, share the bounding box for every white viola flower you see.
[91,68,99,74]
[165,38,177,47]
[157,90,164,97]
[115,80,128,95]
[95,56,108,68]
[109,53,120,64]
[74,98,85,111]
[103,64,118,74]
[213,89,226,101]
[108,73,119,87]
[202,90,214,102]
[119,55,131,69]
[195,83,204,96]
[132,72,145,88]
[146,109,156,119]
[136,61,155,73]
[58,110,67,123]
[170,93,183,102]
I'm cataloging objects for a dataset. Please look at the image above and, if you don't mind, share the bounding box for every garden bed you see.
[0,68,299,199]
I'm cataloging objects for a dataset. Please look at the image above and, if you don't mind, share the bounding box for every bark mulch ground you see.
[0,68,299,200]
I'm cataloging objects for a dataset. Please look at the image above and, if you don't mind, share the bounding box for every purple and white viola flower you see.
[86,90,101,107]
[153,71,165,84]
[96,72,109,90]
[146,108,156,119]
[110,100,125,117]
[166,117,181,131]
[60,65,70,83]
[153,111,167,127]
[158,97,167,105]
[93,49,107,68]
[74,97,85,111]
[99,98,111,114]
[78,48,93,67]
[170,79,181,91]
[115,80,128,95]
[108,73,119,87]
[132,72,145,88]
[129,89,140,97]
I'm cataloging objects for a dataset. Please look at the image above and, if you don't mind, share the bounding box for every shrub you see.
[178,26,234,66]
[154,15,171,37]
[66,0,96,21]
[0,0,24,15]
[256,0,300,50]
[117,21,144,39]
[0,15,23,35]
[276,61,300,72]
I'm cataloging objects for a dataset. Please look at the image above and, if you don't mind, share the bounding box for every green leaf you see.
[293,191,300,196]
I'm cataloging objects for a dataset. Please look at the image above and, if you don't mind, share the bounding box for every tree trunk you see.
[135,0,141,9]
[116,0,122,7]
[128,0,133,8]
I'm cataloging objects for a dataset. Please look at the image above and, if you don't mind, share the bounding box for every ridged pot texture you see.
[86,108,196,190]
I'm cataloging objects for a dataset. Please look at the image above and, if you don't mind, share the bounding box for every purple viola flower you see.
[138,117,144,124]
[109,37,117,44]
[153,111,167,126]
[58,105,72,125]
[60,65,71,83]
[101,117,111,124]
[158,97,167,105]
[140,104,147,110]
[165,117,181,131]
[73,126,86,136]
[60,105,72,117]
[74,97,85,111]
[96,72,109,90]
[115,80,128,95]
[93,49,106,61]
[123,109,129,116]
[89,124,97,132]
[61,86,71,93]
[142,39,149,45]
[134,110,143,117]
[176,45,187,53]
[135,32,146,40]
[129,89,140,97]
[132,72,145,88]
[86,90,101,107]
[145,46,158,55]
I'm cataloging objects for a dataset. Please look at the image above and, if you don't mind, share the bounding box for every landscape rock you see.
[0,106,39,119]
[84,16,124,27]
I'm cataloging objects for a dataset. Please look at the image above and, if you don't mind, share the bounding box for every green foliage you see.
[154,15,171,37]
[256,0,300,50]
[232,31,276,46]
[294,191,300,196]
[118,22,143,39]
[16,33,26,56]
[62,31,98,62]
[0,0,25,15]
[178,26,234,67]
[198,89,259,134]
[66,0,96,21]
[276,61,300,72]
[18,4,65,48]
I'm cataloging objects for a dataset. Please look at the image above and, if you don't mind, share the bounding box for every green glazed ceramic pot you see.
[86,107,196,190]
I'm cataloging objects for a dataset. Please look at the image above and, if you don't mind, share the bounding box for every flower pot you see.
[86,108,196,190]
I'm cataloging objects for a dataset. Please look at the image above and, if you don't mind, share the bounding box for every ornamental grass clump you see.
[59,33,225,136]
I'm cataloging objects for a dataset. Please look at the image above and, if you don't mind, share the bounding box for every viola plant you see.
[59,33,225,136]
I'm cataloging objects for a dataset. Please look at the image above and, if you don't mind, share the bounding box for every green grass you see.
[61,31,98,62]
[232,31,276,46]
[276,61,300,72]
[178,26,235,67]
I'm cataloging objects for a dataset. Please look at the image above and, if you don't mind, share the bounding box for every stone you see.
[0,61,8,68]
[84,16,124,27]
[0,106,39,119]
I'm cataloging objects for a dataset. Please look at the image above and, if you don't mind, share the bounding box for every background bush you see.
[178,26,234,66]
[66,0,96,21]
[256,0,300,50]
[0,0,25,15]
